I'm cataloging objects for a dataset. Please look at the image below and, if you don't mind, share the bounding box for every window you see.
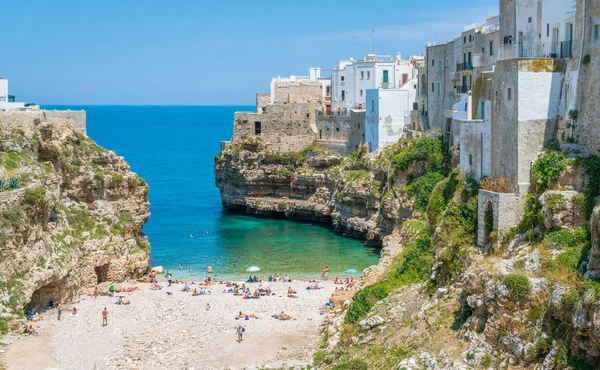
[490,41,494,55]
[432,59,435,67]
[431,83,435,92]
[360,71,364,79]
[469,35,472,42]
[437,83,440,96]
[547,23,550,37]
[326,86,331,96]
[528,17,532,23]
[507,88,512,101]
[341,76,345,82]
[341,90,345,101]
[367,71,371,79]
[595,24,600,41]
[359,89,363,97]
[254,121,262,135]
[383,70,389,83]
[464,36,467,43]
[469,154,473,166]
[371,100,374,112]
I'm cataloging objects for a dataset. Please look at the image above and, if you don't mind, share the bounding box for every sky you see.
[1,0,499,105]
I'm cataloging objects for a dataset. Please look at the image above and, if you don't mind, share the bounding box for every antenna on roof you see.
[368,29,375,54]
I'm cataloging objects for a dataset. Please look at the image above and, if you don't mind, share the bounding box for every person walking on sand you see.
[324,266,330,280]
[237,325,245,342]
[167,273,173,287]
[93,284,99,298]
[57,303,62,321]
[109,282,115,297]
[102,307,108,326]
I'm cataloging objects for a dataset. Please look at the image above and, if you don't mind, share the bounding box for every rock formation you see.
[215,136,600,369]
[0,112,150,332]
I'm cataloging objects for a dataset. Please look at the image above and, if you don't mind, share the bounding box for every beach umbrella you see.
[344,269,360,274]
[246,266,261,272]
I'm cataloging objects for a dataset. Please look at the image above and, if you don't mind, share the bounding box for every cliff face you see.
[214,138,429,245]
[0,113,150,331]
[215,136,600,369]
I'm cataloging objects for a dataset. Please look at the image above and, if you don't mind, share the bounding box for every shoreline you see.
[2,279,349,369]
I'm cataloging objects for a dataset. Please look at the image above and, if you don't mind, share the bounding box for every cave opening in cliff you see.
[95,263,110,284]
[28,276,70,309]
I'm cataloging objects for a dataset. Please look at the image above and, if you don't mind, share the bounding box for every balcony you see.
[498,40,574,60]
[456,62,473,72]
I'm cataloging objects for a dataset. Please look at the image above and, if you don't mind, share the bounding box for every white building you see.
[0,78,35,111]
[365,87,417,153]
[331,54,417,114]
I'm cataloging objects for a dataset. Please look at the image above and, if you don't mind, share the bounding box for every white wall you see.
[0,79,28,111]
[366,88,415,152]
[518,71,563,120]
[516,0,576,47]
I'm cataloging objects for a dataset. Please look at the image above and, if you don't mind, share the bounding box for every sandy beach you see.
[2,279,340,370]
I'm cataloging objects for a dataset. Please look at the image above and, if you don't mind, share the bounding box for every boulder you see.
[151,266,164,274]
[539,190,586,230]
[358,315,385,330]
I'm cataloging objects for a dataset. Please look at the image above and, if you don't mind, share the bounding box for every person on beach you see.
[26,324,36,335]
[71,307,78,316]
[57,303,62,321]
[116,297,130,305]
[205,303,211,311]
[272,311,292,320]
[237,325,245,342]
[102,307,108,326]
[179,263,183,271]
[324,266,330,280]
[93,285,99,298]
[109,282,115,297]
[167,273,173,287]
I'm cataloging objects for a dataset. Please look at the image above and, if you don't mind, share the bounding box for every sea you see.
[46,106,381,280]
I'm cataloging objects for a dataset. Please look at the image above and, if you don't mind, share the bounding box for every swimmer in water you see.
[190,234,194,238]
[203,231,208,235]
[208,265,213,273]
[233,261,237,267]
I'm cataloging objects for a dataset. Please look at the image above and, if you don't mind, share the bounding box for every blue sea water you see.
[47,106,380,279]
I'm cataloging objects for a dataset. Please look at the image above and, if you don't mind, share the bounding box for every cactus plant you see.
[8,177,21,189]
[0,180,6,191]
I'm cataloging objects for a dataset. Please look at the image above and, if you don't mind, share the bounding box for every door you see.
[551,28,559,55]
[383,70,389,83]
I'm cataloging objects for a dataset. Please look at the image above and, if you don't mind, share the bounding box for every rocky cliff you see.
[0,112,150,333]
[215,136,600,369]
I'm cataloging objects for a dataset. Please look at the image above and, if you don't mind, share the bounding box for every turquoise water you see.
[46,106,380,279]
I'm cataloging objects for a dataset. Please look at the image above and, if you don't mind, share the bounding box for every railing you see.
[498,40,574,60]
[456,62,473,72]
[456,85,470,94]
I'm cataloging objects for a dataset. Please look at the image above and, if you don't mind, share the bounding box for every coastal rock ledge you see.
[0,112,150,332]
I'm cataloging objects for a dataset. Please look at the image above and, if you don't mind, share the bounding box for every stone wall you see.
[491,59,519,192]
[477,189,523,246]
[273,81,323,106]
[44,109,87,135]
[574,0,600,154]
[426,42,456,133]
[233,104,318,152]
[458,118,491,180]
[256,93,270,113]
[316,111,365,154]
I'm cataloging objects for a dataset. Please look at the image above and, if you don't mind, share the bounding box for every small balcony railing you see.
[456,85,470,94]
[456,62,472,72]
[498,40,574,60]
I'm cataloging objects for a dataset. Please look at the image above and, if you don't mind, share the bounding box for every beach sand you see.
[3,280,339,370]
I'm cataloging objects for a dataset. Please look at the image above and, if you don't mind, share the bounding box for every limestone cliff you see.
[215,136,600,369]
[0,112,150,332]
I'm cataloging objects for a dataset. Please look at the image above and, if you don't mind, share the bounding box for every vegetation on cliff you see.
[0,115,150,333]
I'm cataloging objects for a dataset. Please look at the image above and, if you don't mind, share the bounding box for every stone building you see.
[231,80,323,152]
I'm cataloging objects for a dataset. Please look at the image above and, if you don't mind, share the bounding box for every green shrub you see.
[407,171,445,210]
[23,186,46,204]
[583,54,591,66]
[560,288,579,312]
[395,137,444,172]
[544,138,561,151]
[503,273,531,301]
[332,359,368,370]
[0,318,7,334]
[277,202,286,211]
[531,152,568,193]
[545,193,567,211]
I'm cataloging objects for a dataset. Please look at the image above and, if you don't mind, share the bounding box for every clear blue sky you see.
[1,0,499,105]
